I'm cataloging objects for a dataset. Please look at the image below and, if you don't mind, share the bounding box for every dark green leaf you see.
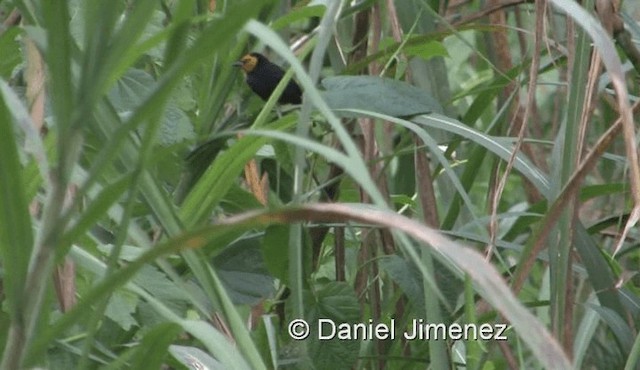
[380,255,424,305]
[305,282,361,370]
[263,225,290,283]
[322,75,442,117]
[213,237,276,305]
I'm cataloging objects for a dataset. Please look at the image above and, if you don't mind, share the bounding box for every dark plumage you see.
[233,52,302,105]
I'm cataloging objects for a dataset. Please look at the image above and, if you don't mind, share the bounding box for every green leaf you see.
[159,104,195,146]
[412,114,551,196]
[379,255,424,306]
[169,344,225,370]
[179,320,254,369]
[42,0,73,131]
[212,237,276,305]
[108,69,155,112]
[404,39,449,60]
[322,75,442,117]
[305,282,361,370]
[574,224,626,317]
[588,303,634,354]
[271,5,326,31]
[126,323,182,370]
[108,68,195,146]
[105,290,139,331]
[0,80,49,193]
[263,225,290,283]
[180,114,296,226]
[59,174,132,252]
[133,265,189,313]
[0,88,34,321]
[0,27,23,79]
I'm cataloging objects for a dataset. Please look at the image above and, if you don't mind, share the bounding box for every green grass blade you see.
[0,88,34,333]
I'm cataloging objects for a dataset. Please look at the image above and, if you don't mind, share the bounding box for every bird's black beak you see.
[232,61,243,67]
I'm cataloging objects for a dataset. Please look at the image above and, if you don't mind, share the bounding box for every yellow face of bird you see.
[235,54,258,73]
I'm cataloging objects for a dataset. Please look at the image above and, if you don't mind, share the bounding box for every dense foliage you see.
[0,0,639,369]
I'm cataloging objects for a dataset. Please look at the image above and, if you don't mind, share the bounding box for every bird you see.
[233,52,302,105]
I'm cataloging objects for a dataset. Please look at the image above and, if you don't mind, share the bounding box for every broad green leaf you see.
[379,255,424,306]
[212,237,276,305]
[322,75,442,118]
[105,290,139,331]
[132,265,190,313]
[107,69,194,146]
[306,282,361,370]
[263,225,290,283]
[108,69,155,111]
[159,105,195,146]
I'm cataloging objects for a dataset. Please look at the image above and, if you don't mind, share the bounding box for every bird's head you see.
[233,53,265,73]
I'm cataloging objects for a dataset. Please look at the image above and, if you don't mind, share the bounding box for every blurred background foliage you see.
[0,0,639,369]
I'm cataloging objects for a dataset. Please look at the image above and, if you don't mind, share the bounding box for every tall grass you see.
[0,0,638,369]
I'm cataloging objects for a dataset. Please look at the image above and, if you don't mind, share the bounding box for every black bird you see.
[233,52,302,105]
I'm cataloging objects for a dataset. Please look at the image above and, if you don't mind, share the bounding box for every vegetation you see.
[0,0,639,369]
